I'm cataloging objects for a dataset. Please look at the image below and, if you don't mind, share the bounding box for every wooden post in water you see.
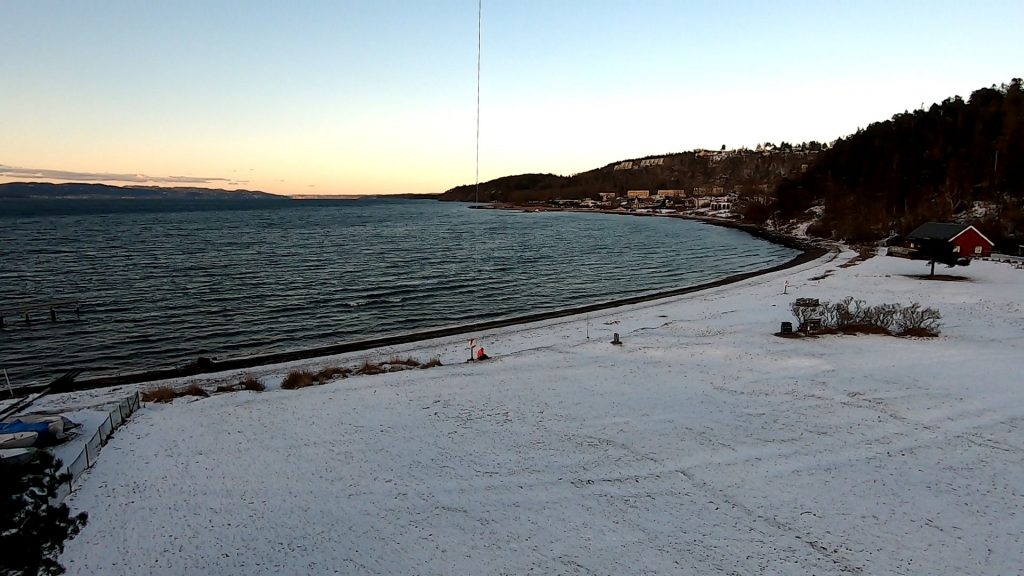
[50,306,57,322]
[24,311,31,325]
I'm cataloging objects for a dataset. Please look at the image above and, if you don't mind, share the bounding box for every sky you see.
[1,1,1021,196]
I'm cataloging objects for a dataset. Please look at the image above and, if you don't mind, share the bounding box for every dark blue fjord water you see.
[0,198,797,386]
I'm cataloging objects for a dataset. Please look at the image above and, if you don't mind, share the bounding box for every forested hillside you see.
[766,79,1023,246]
[440,148,816,204]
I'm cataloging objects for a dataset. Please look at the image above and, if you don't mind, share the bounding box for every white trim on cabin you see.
[949,225,995,247]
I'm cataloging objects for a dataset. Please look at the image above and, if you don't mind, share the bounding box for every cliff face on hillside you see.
[440,148,818,205]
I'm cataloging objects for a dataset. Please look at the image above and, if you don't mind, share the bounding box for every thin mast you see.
[475,0,482,204]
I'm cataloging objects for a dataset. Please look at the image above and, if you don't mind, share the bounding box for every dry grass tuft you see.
[386,356,421,367]
[141,386,177,403]
[420,357,443,369]
[281,369,315,389]
[314,366,351,384]
[180,384,210,398]
[356,360,386,375]
[239,374,265,391]
[142,384,209,402]
[215,375,264,393]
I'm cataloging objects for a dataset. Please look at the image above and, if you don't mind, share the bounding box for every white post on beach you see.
[3,368,12,398]
[468,339,476,362]
[586,315,590,339]
[784,280,790,294]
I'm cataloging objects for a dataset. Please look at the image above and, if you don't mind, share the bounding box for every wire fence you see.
[56,391,141,501]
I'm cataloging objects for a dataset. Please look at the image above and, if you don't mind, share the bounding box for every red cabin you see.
[894,222,995,259]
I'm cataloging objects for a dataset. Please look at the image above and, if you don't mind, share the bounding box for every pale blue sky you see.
[1,1,1020,195]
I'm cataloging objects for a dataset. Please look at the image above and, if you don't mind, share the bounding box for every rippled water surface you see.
[0,198,797,385]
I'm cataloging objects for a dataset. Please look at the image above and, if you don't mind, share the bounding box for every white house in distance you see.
[599,192,618,202]
[709,197,733,211]
[627,190,650,199]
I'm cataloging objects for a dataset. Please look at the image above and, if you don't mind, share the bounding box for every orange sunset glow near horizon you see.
[2,1,1021,197]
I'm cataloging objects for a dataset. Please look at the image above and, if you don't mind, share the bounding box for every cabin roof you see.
[905,222,968,241]
[906,222,994,246]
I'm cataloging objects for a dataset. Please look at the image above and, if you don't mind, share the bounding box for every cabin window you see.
[952,245,960,253]
[974,246,983,254]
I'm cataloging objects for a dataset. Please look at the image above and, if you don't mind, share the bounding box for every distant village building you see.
[684,196,713,209]
[709,198,733,211]
[657,189,684,198]
[627,190,650,199]
[711,186,725,196]
[599,192,618,201]
[639,158,664,167]
[613,161,634,171]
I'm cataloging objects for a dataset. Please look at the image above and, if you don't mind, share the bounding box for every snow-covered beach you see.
[56,248,1023,575]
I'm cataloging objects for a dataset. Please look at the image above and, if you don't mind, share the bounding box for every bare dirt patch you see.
[904,274,970,281]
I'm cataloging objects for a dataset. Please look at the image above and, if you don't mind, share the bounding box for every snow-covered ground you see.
[58,250,1024,575]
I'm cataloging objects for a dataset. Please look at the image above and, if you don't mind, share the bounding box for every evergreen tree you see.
[1,452,88,576]
[769,79,1024,245]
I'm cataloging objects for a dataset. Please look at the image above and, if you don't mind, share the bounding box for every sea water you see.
[0,198,797,385]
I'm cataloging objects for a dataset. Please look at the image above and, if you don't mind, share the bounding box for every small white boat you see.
[5,415,66,438]
[0,447,35,465]
[0,431,39,449]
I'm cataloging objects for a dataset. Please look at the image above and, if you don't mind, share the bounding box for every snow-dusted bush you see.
[790,301,820,329]
[792,298,941,336]
[893,303,942,335]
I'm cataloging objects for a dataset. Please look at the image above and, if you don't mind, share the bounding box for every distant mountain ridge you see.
[0,182,286,200]
[440,149,816,204]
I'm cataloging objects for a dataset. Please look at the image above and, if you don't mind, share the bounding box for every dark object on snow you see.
[0,450,88,576]
[611,333,622,345]
[780,322,793,334]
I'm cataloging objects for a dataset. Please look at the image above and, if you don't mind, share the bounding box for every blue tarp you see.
[0,421,54,443]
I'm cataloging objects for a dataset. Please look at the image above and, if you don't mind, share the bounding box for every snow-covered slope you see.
[60,251,1024,575]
